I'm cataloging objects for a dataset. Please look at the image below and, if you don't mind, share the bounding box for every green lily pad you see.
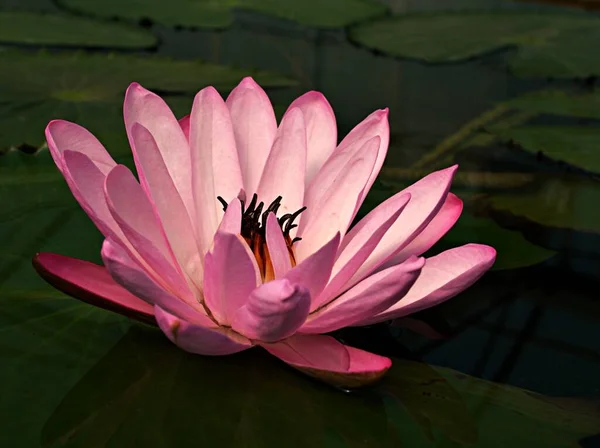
[57,0,387,29]
[492,126,600,174]
[507,89,600,120]
[349,12,600,78]
[0,51,294,153]
[0,11,156,48]
[434,212,557,270]
[479,175,600,234]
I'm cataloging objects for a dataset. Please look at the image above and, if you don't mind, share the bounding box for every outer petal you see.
[285,91,336,185]
[357,244,497,326]
[382,192,463,268]
[190,86,244,256]
[32,252,155,326]
[231,279,310,342]
[344,166,458,289]
[46,120,115,176]
[285,233,340,309]
[315,192,411,307]
[61,150,127,246]
[104,165,193,301]
[265,213,292,278]
[256,107,307,216]
[263,334,391,388]
[155,306,252,356]
[295,138,379,262]
[203,232,261,325]
[301,256,424,334]
[101,239,210,324]
[303,108,389,214]
[123,83,194,222]
[130,123,203,287]
[226,77,277,196]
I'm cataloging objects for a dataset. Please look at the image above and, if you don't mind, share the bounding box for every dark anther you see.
[216,195,306,246]
[291,237,302,244]
[217,196,228,211]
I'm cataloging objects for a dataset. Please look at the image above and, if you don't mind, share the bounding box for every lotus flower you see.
[34,78,495,388]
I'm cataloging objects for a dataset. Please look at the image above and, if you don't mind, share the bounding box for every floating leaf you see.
[507,89,600,120]
[57,0,387,29]
[478,175,600,234]
[0,51,294,153]
[492,126,600,174]
[435,212,557,270]
[349,12,600,78]
[0,11,156,48]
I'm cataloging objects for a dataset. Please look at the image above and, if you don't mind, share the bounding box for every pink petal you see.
[301,256,424,334]
[231,279,310,342]
[179,114,190,141]
[130,123,203,287]
[61,150,127,245]
[45,120,115,176]
[263,334,391,388]
[382,192,463,268]
[357,244,497,325]
[101,239,210,325]
[256,107,307,217]
[32,252,155,326]
[286,233,340,309]
[329,109,389,204]
[285,91,337,185]
[295,138,379,262]
[315,192,411,307]
[217,197,242,234]
[344,165,458,289]
[203,231,261,325]
[265,213,292,278]
[190,86,244,256]
[123,83,195,224]
[226,77,277,196]
[104,165,193,301]
[155,306,252,356]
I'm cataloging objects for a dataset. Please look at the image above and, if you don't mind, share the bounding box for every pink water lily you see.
[34,78,495,388]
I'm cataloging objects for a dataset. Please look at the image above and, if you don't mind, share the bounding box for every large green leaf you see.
[478,174,600,234]
[57,0,387,29]
[0,51,294,153]
[506,89,600,120]
[0,11,156,48]
[434,212,557,270]
[492,126,600,174]
[349,12,600,78]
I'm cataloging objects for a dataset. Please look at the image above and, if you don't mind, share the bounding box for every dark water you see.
[1,0,600,446]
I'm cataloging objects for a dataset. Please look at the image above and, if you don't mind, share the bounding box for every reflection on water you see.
[1,0,600,445]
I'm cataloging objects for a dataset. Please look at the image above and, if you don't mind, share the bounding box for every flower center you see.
[217,194,306,282]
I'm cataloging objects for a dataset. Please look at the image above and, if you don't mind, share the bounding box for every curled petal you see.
[32,252,155,326]
[263,334,391,388]
[231,279,310,342]
[155,306,252,356]
[357,244,497,325]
